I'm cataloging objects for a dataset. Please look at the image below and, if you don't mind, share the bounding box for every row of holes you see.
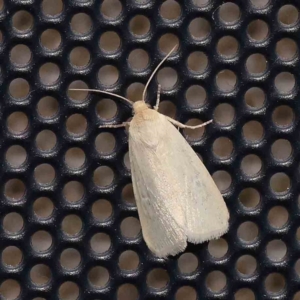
[1,164,292,191]
[0,273,297,299]
[5,104,296,137]
[8,2,300,29]
[4,136,293,167]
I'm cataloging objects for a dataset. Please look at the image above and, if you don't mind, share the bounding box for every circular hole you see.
[120,217,141,238]
[128,49,149,71]
[216,70,237,92]
[7,111,29,133]
[177,253,198,275]
[92,199,113,221]
[268,206,289,228]
[213,137,233,159]
[93,166,114,187]
[101,0,122,19]
[235,288,255,300]
[98,65,119,86]
[37,96,59,118]
[239,188,260,209]
[272,105,294,127]
[241,154,262,176]
[266,240,287,261]
[122,184,136,206]
[237,221,259,242]
[66,114,87,135]
[95,132,116,154]
[160,0,181,20]
[187,51,208,73]
[36,130,57,151]
[70,47,90,68]
[192,0,210,6]
[4,179,25,201]
[183,119,206,141]
[30,264,51,286]
[158,33,179,54]
[245,87,265,109]
[0,279,21,300]
[40,29,61,50]
[12,10,33,32]
[126,82,145,102]
[65,147,85,169]
[208,238,228,258]
[68,80,89,102]
[59,282,80,300]
[219,2,240,23]
[147,268,169,289]
[270,172,290,193]
[117,284,139,300]
[3,212,23,234]
[129,15,150,36]
[242,121,264,142]
[217,36,239,57]
[278,5,299,26]
[6,145,27,168]
[189,17,211,40]
[271,139,292,161]
[99,31,121,53]
[42,0,63,16]
[34,163,55,185]
[294,291,300,300]
[31,230,52,252]
[186,85,206,108]
[275,72,295,94]
[251,0,269,8]
[60,248,81,270]
[62,215,82,236]
[33,197,54,219]
[71,13,92,35]
[2,246,22,268]
[236,255,257,275]
[206,271,227,293]
[157,67,178,90]
[246,53,267,75]
[39,63,60,85]
[214,103,235,126]
[247,20,269,41]
[9,78,30,99]
[88,266,109,288]
[96,99,118,120]
[212,170,232,192]
[123,152,130,170]
[90,233,111,254]
[63,181,84,203]
[264,273,285,294]
[276,38,298,61]
[158,100,177,119]
[118,250,139,271]
[10,45,31,66]
[175,286,196,300]
[295,259,300,276]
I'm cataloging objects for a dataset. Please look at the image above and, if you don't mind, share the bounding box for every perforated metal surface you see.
[0,0,299,299]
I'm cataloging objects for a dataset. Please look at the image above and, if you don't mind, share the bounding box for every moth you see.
[71,46,229,258]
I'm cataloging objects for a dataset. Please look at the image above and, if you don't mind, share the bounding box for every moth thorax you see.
[133,101,149,114]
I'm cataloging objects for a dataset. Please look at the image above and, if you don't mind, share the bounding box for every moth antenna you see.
[142,44,178,102]
[69,89,134,106]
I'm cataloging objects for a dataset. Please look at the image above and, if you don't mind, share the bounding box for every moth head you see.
[133,101,150,114]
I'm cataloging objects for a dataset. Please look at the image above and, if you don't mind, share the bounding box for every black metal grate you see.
[0,0,299,299]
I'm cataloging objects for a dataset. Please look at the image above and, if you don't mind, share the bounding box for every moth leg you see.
[154,84,161,111]
[166,117,213,129]
[99,122,130,129]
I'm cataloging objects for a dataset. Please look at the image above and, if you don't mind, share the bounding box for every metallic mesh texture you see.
[0,0,299,299]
